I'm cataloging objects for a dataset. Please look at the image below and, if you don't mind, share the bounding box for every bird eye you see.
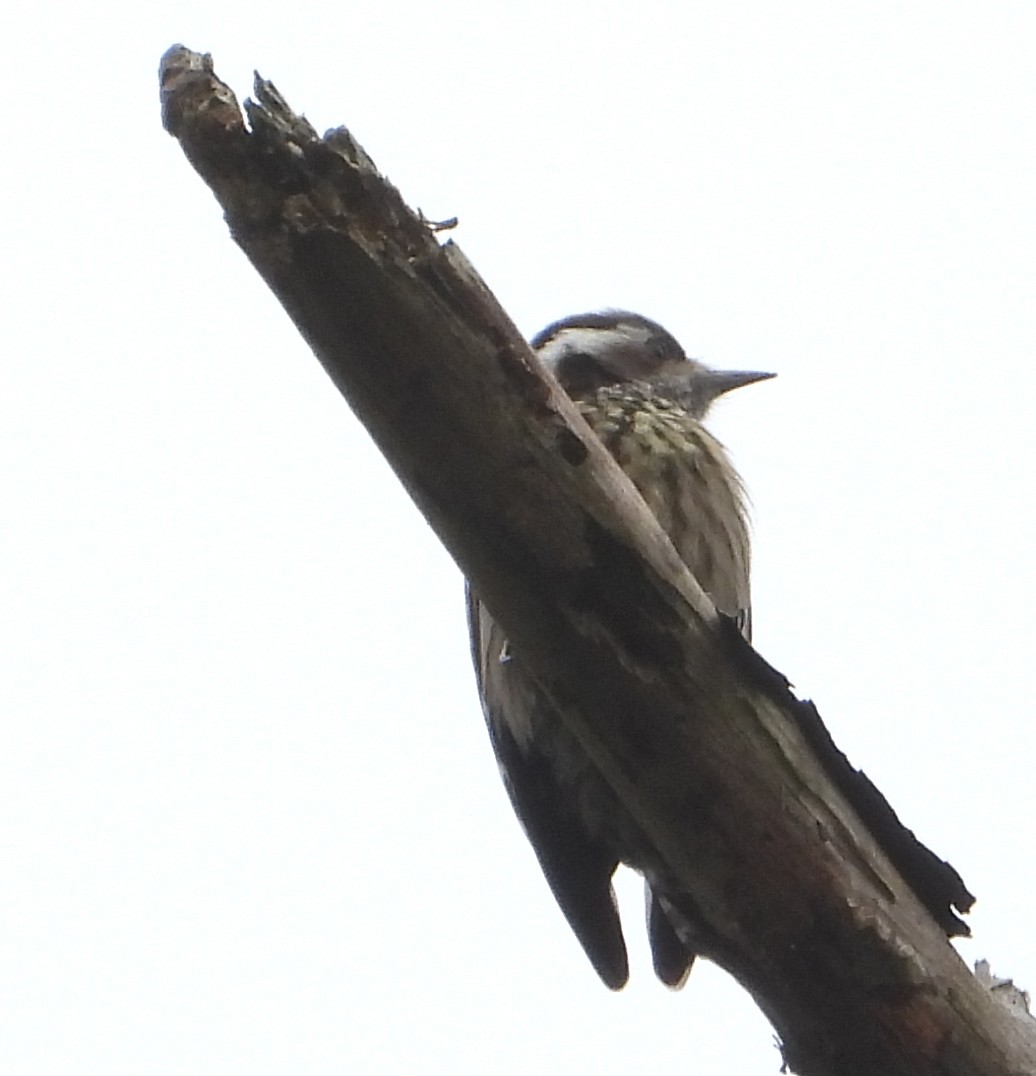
[646,334,672,362]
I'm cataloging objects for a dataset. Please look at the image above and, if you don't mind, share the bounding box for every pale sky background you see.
[3,3,1035,1073]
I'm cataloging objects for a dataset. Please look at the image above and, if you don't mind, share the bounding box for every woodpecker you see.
[467,310,774,990]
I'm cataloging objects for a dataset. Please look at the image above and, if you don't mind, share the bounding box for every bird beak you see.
[702,368,776,400]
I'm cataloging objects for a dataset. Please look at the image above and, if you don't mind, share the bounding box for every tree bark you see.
[159,45,1035,1075]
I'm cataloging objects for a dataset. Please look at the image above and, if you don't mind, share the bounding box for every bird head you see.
[532,310,774,419]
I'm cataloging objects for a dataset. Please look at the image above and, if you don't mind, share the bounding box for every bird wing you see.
[466,585,630,990]
[465,411,742,990]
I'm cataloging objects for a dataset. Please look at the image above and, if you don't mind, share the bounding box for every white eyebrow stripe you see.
[536,324,653,371]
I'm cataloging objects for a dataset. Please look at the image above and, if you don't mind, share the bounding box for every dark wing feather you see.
[466,585,629,990]
[646,888,694,989]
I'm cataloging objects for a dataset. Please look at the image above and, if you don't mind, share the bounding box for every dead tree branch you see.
[159,46,1035,1076]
